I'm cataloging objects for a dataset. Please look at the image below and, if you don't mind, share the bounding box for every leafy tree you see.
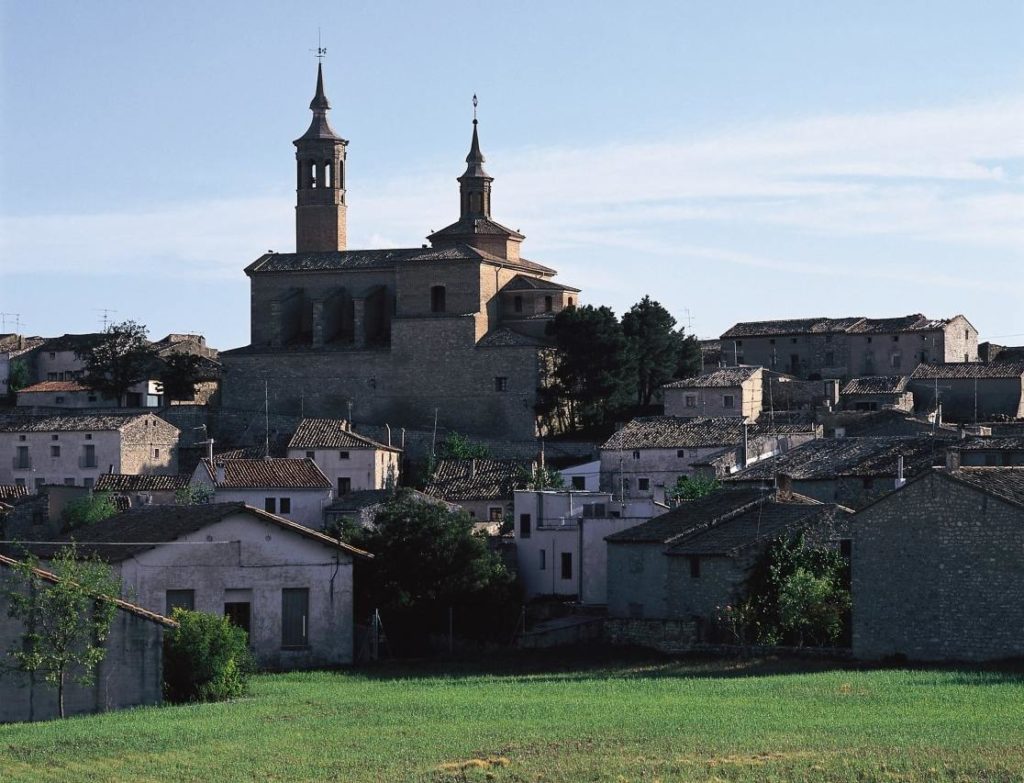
[175,484,213,506]
[62,492,118,531]
[157,353,204,402]
[0,546,122,718]
[515,463,565,491]
[668,475,720,503]
[674,330,703,380]
[622,296,680,407]
[6,357,29,401]
[163,609,255,703]
[546,305,636,430]
[437,432,490,460]
[75,320,157,407]
[778,566,849,647]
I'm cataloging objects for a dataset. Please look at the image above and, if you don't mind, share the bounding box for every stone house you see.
[513,489,664,603]
[218,65,581,441]
[0,334,44,399]
[720,314,978,380]
[725,435,948,509]
[852,467,1024,661]
[840,376,913,412]
[94,473,193,508]
[191,458,333,530]
[26,503,370,669]
[599,417,820,503]
[286,417,402,497]
[0,553,174,723]
[15,380,116,409]
[909,361,1024,422]
[0,413,180,490]
[605,490,849,648]
[662,367,763,420]
[424,457,532,525]
[955,437,1024,466]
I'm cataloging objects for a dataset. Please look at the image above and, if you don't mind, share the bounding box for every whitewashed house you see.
[191,458,333,529]
[286,418,401,496]
[559,460,601,491]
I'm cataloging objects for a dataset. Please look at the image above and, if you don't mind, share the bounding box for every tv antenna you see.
[0,313,21,332]
[683,308,695,332]
[311,28,326,63]
[95,308,118,330]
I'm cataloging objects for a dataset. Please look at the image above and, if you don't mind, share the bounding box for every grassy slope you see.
[2,653,1023,783]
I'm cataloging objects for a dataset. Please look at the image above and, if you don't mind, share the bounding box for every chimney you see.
[215,462,226,484]
[775,473,793,500]
[895,455,906,489]
[945,448,961,471]
[469,458,476,479]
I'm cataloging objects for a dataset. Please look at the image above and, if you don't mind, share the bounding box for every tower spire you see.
[462,95,488,179]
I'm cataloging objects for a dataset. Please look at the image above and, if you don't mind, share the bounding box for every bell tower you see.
[294,64,348,253]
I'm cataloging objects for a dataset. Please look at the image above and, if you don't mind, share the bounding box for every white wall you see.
[1,430,124,488]
[560,460,600,491]
[285,446,399,495]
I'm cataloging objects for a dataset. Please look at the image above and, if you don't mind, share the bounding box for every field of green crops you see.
[3,652,1023,782]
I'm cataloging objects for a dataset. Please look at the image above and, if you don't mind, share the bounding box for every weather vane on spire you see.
[312,27,327,63]
[472,94,478,123]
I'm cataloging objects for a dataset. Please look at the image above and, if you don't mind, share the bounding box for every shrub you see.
[163,609,255,703]
[62,492,118,531]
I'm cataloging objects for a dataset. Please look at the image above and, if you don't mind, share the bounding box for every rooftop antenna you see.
[94,308,118,330]
[683,308,695,333]
[311,28,327,63]
[0,313,21,332]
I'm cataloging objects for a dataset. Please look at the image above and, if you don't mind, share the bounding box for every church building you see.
[220,66,580,439]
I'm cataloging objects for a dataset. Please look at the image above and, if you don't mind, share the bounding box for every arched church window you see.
[568,297,575,307]
[325,160,333,189]
[309,160,317,188]
[430,286,446,314]
[297,160,303,190]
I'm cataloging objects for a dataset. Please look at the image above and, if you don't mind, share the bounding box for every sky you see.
[1,1,1022,349]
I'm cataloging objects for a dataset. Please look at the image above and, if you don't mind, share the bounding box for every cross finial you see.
[312,27,327,63]
[472,94,478,123]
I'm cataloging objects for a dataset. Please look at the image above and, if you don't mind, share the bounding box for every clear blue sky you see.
[2,1,1022,348]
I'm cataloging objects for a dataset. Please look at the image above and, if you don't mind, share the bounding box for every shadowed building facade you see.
[220,69,580,439]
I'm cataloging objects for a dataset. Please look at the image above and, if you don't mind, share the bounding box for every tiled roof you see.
[605,489,771,543]
[200,458,331,490]
[424,458,531,501]
[428,216,525,240]
[0,554,177,627]
[944,467,1024,509]
[94,474,192,492]
[663,367,760,389]
[17,380,91,394]
[0,335,45,355]
[957,436,1024,451]
[244,243,554,277]
[726,436,945,481]
[911,362,1024,380]
[721,317,863,339]
[600,417,815,451]
[325,488,456,513]
[287,418,400,452]
[667,503,848,556]
[841,376,910,395]
[0,484,31,501]
[500,274,580,293]
[38,333,104,353]
[846,315,930,334]
[15,503,370,563]
[0,414,172,433]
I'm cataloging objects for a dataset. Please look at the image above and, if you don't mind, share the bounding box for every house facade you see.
[191,458,333,530]
[840,376,913,412]
[286,417,401,496]
[0,414,180,490]
[662,367,764,420]
[424,458,532,525]
[909,361,1024,422]
[852,468,1024,661]
[15,380,116,409]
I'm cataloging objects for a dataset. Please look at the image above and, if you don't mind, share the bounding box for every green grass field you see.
[2,651,1023,782]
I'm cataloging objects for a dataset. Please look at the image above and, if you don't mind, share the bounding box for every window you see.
[63,478,74,486]
[689,556,701,578]
[338,451,350,459]
[638,478,651,491]
[677,449,686,458]
[82,444,96,468]
[306,451,315,459]
[824,352,835,366]
[430,285,446,313]
[50,445,60,457]
[722,395,735,409]
[488,507,503,522]
[867,337,873,343]
[281,588,310,648]
[892,335,899,342]
[224,590,253,637]
[560,553,573,580]
[33,478,43,490]
[539,550,546,570]
[769,339,775,345]
[87,395,97,403]
[544,296,553,312]
[890,353,902,369]
[51,434,59,441]
[567,297,574,307]
[571,476,586,490]
[166,589,195,615]
[337,477,351,495]
[514,295,523,313]
[280,498,292,514]
[494,376,508,392]
[15,446,30,470]
[154,448,160,458]
[685,394,697,408]
[264,497,277,513]
[519,513,531,539]
[85,433,92,440]
[18,435,26,441]
[49,352,56,359]
[632,450,640,460]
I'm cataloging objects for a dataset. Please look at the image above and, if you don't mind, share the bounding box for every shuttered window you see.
[281,588,309,648]
[166,589,195,615]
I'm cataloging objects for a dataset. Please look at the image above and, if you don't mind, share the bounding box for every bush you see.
[163,610,255,703]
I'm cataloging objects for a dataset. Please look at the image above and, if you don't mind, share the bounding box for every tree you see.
[157,353,204,402]
[622,296,679,407]
[546,305,636,430]
[75,320,157,407]
[61,492,118,531]
[6,357,29,401]
[0,546,122,718]
[674,330,702,380]
[516,463,565,491]
[437,432,490,460]
[668,475,720,503]
[163,609,254,703]
[175,484,213,506]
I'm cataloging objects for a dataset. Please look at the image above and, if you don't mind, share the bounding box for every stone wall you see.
[852,472,1024,661]
[606,541,670,619]
[603,617,700,653]
[909,376,1024,422]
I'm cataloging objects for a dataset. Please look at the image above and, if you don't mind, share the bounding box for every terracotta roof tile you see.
[287,418,400,451]
[94,474,192,492]
[944,467,1024,509]
[200,458,331,490]
[601,417,815,451]
[841,376,910,395]
[0,484,31,501]
[424,458,531,501]
[17,380,92,394]
[663,367,760,389]
[911,362,1024,380]
[0,414,175,433]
